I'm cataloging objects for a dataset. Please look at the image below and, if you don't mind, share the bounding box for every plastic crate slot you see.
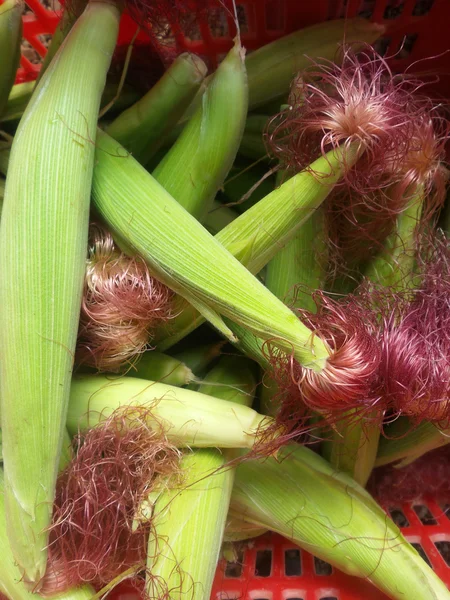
[319,596,338,600]
[255,549,273,577]
[236,4,249,33]
[285,597,304,600]
[434,541,450,567]
[284,549,302,576]
[413,504,438,526]
[383,0,404,19]
[373,36,391,56]
[358,0,376,19]
[313,557,333,576]
[397,33,418,58]
[413,0,435,15]
[389,508,410,528]
[411,542,432,567]
[208,6,229,38]
[225,550,245,578]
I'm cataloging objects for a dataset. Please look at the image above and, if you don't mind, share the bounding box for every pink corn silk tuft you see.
[266,47,448,267]
[368,444,450,505]
[265,288,383,429]
[41,407,181,595]
[76,225,173,372]
[379,236,450,422]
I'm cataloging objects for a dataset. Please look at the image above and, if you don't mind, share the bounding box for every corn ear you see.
[145,357,255,599]
[0,0,120,581]
[107,53,207,166]
[126,351,195,387]
[152,41,248,221]
[182,19,384,120]
[376,419,450,467]
[0,470,95,600]
[173,341,225,376]
[67,374,270,449]
[0,0,22,118]
[204,200,238,235]
[231,444,450,600]
[154,144,359,350]
[93,129,329,370]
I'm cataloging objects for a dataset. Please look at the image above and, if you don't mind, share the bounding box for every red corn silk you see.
[41,408,181,595]
[76,224,173,372]
[369,444,450,505]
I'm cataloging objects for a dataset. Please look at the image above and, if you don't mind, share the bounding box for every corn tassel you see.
[231,444,450,600]
[67,374,271,449]
[0,0,22,118]
[92,129,332,371]
[0,0,120,581]
[106,53,207,166]
[152,41,248,221]
[146,357,256,599]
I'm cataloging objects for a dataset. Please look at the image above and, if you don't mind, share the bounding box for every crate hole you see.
[286,597,304,600]
[413,504,437,525]
[225,549,244,578]
[358,0,376,18]
[389,508,410,528]
[236,4,249,34]
[441,504,450,518]
[413,0,435,15]
[285,549,302,576]
[383,1,404,19]
[314,557,333,576]
[21,39,41,64]
[208,6,228,38]
[320,597,338,600]
[411,542,432,567]
[265,0,285,31]
[435,541,450,566]
[255,549,272,577]
[183,17,202,42]
[396,33,418,59]
[373,37,391,57]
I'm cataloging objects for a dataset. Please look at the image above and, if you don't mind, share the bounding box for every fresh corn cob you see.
[0,0,120,581]
[92,129,333,371]
[146,357,256,599]
[0,0,22,118]
[126,351,196,387]
[152,41,248,221]
[106,53,207,166]
[67,374,271,449]
[231,444,450,600]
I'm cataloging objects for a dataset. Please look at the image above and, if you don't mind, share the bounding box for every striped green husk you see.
[92,129,330,370]
[0,0,22,117]
[67,374,270,449]
[0,470,95,600]
[0,0,120,581]
[204,201,238,235]
[106,53,207,166]
[173,341,224,376]
[146,357,256,599]
[231,444,450,600]
[153,41,248,221]
[126,351,195,387]
[376,419,450,467]
[154,145,359,350]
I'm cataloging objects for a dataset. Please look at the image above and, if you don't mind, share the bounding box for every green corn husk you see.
[152,41,248,221]
[146,357,256,599]
[154,145,359,350]
[0,471,95,600]
[0,142,9,176]
[0,0,22,118]
[92,129,332,371]
[238,132,268,161]
[67,374,271,449]
[106,53,207,166]
[223,515,267,543]
[126,351,195,387]
[173,341,224,375]
[3,80,140,125]
[376,419,450,467]
[181,18,384,121]
[324,184,426,484]
[205,201,238,235]
[231,444,450,600]
[0,0,120,581]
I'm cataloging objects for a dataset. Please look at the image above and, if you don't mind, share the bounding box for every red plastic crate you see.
[6,0,450,598]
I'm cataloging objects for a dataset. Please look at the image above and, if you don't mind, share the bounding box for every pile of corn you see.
[0,1,450,599]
